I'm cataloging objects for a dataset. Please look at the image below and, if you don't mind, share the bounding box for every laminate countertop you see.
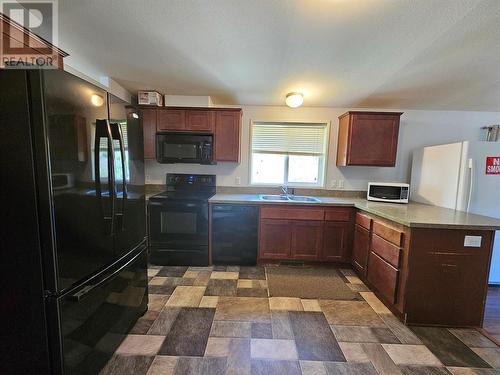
[209,194,500,230]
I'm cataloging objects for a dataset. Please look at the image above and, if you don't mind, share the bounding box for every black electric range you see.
[148,173,216,266]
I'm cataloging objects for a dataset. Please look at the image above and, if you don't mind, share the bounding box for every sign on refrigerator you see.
[486,156,500,175]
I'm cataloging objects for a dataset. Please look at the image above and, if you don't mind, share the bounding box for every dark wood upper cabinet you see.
[157,109,186,131]
[140,108,157,160]
[186,110,214,132]
[138,106,242,163]
[336,111,403,167]
[215,110,241,162]
[158,108,215,132]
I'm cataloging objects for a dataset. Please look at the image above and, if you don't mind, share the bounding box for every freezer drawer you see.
[48,247,148,375]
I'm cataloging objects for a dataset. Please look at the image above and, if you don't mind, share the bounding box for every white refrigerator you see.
[410,141,500,283]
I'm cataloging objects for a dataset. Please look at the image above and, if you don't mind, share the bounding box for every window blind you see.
[252,122,327,155]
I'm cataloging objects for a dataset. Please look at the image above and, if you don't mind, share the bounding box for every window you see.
[250,122,328,186]
[94,121,130,182]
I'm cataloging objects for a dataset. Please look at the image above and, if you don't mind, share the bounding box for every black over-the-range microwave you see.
[156,132,214,164]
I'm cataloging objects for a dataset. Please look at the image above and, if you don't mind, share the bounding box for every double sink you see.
[259,194,321,203]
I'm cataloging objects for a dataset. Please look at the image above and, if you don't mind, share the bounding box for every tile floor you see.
[100,265,500,375]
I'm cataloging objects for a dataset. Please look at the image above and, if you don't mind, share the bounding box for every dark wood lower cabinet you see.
[322,222,351,262]
[404,228,493,327]
[258,206,352,262]
[367,251,399,304]
[259,219,292,259]
[352,224,370,275]
[291,221,323,260]
[255,205,495,328]
[355,210,494,327]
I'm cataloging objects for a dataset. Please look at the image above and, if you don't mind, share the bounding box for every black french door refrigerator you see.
[0,69,147,374]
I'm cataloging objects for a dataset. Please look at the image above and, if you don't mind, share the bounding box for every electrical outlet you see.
[464,235,482,247]
[338,179,345,189]
[235,176,241,185]
[145,174,151,183]
[331,180,337,188]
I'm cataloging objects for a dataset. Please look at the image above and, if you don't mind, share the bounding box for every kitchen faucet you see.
[281,185,294,197]
[281,185,288,196]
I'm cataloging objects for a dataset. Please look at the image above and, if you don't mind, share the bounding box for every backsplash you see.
[215,186,366,198]
[145,184,365,199]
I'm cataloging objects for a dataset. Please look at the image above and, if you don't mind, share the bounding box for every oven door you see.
[148,200,209,249]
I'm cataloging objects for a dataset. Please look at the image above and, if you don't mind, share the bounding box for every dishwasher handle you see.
[213,204,258,213]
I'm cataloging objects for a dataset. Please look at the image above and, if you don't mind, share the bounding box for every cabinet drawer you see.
[324,208,352,222]
[373,221,403,246]
[355,212,372,230]
[367,252,399,304]
[260,206,324,221]
[371,234,401,268]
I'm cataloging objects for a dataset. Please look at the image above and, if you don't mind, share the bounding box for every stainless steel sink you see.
[288,195,321,202]
[258,194,321,203]
[259,194,289,201]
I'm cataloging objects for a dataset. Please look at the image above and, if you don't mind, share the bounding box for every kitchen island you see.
[209,194,500,327]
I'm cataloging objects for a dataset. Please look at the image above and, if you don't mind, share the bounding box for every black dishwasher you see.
[212,204,259,265]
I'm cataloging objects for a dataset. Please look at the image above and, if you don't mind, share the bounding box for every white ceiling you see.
[58,0,500,111]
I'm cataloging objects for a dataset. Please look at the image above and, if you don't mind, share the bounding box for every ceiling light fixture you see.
[285,92,304,108]
[91,94,104,107]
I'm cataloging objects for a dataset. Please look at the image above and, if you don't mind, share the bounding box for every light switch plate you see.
[464,235,482,247]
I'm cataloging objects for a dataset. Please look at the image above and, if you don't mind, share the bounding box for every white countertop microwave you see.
[367,182,410,204]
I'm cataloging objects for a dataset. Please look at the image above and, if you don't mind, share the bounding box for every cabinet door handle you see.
[441,263,458,274]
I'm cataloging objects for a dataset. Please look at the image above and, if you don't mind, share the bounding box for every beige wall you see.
[145,106,500,190]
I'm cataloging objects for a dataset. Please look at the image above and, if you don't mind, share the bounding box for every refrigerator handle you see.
[95,119,116,236]
[110,122,127,232]
[69,248,143,302]
[466,158,474,213]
